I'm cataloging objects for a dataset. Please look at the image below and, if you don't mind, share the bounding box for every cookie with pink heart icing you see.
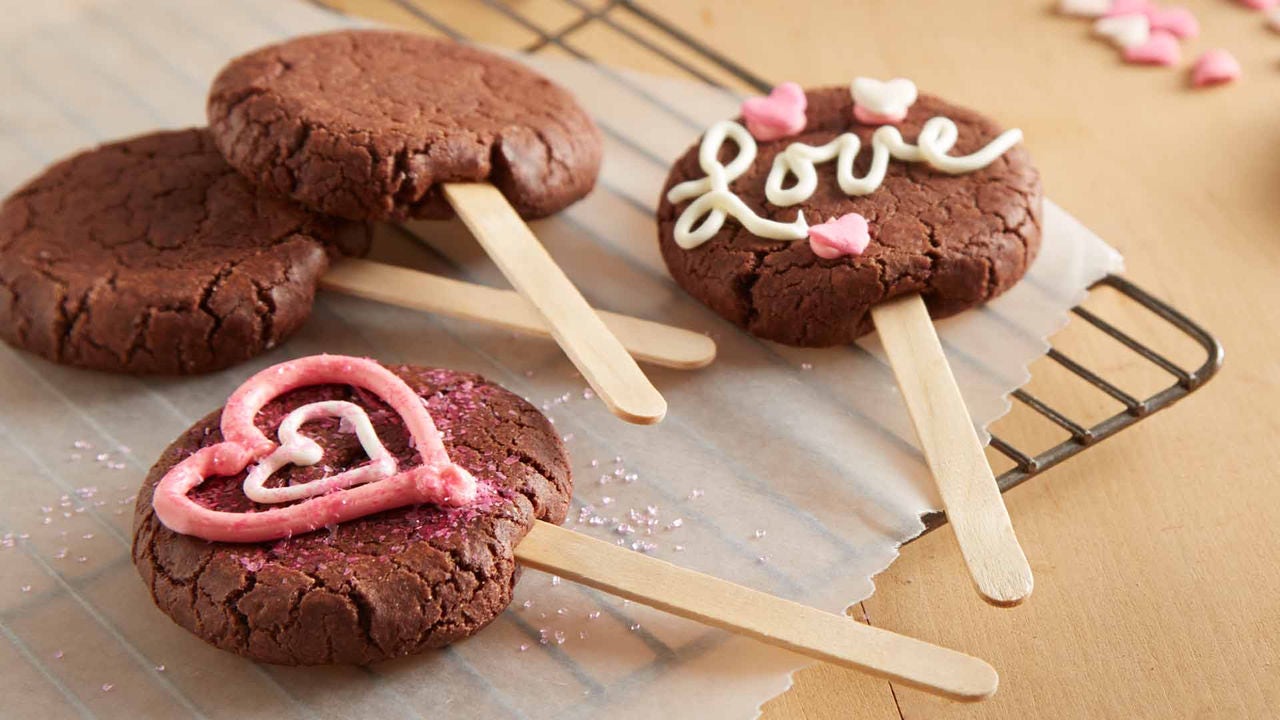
[132,354,571,665]
[656,79,1043,347]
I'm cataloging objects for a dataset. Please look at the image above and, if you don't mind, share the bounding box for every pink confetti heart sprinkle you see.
[808,213,871,259]
[1191,49,1242,88]
[741,82,807,141]
[1146,6,1199,38]
[1123,30,1181,66]
[1106,0,1154,17]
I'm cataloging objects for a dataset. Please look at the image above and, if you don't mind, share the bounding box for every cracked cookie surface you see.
[132,364,572,665]
[657,88,1043,347]
[208,30,603,221]
[0,128,369,374]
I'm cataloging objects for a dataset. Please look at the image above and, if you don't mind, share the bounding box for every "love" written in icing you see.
[666,117,1023,250]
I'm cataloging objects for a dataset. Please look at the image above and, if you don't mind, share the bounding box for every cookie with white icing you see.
[657,85,1042,347]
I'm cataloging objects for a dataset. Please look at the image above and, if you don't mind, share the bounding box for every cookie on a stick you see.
[658,80,1038,606]
[136,353,996,701]
[207,30,669,425]
[0,130,713,375]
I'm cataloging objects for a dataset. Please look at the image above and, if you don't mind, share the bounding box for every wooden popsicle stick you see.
[440,183,666,425]
[518,521,998,702]
[320,259,716,370]
[870,293,1033,607]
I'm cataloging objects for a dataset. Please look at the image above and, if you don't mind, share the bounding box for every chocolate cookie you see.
[208,30,604,221]
[131,364,571,665]
[657,87,1043,347]
[0,129,369,374]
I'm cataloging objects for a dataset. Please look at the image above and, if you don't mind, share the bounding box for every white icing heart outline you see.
[850,77,918,119]
[242,400,398,504]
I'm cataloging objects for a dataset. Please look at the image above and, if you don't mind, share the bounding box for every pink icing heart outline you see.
[1191,49,1242,87]
[1123,30,1181,66]
[808,213,871,259]
[741,82,808,141]
[152,355,478,544]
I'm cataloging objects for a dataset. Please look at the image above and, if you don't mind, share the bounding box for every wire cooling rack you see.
[318,0,1225,536]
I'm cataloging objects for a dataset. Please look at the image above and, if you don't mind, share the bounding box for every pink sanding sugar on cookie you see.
[1123,30,1181,66]
[1191,49,1242,87]
[742,82,807,141]
[151,355,479,544]
[808,213,871,259]
[1146,6,1200,38]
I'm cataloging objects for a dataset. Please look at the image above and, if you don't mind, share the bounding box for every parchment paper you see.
[0,1,1123,718]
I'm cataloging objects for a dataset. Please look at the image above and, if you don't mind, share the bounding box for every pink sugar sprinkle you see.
[53,650,64,660]
[101,683,114,693]
[20,585,31,593]
[550,576,561,586]
[155,665,166,672]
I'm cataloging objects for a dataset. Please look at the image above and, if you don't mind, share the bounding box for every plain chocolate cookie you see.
[132,364,572,665]
[208,30,604,221]
[0,129,369,374]
[657,87,1043,347]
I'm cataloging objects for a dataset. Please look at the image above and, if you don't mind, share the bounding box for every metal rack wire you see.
[331,0,1225,536]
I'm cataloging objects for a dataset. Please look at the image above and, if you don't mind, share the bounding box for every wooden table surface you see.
[333,1,1279,717]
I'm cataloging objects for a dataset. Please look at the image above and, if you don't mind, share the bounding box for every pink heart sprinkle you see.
[1146,6,1199,38]
[808,213,871,259]
[1123,30,1181,66]
[741,82,807,141]
[1106,0,1154,17]
[1191,49,1242,87]
[1237,0,1276,9]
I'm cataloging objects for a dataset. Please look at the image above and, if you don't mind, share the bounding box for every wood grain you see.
[321,258,717,369]
[332,1,1280,717]
[442,183,668,425]
[872,294,1032,607]
[518,521,999,703]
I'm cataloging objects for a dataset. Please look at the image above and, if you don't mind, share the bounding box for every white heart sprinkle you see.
[1058,0,1112,17]
[1094,13,1151,49]
[850,77,918,119]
